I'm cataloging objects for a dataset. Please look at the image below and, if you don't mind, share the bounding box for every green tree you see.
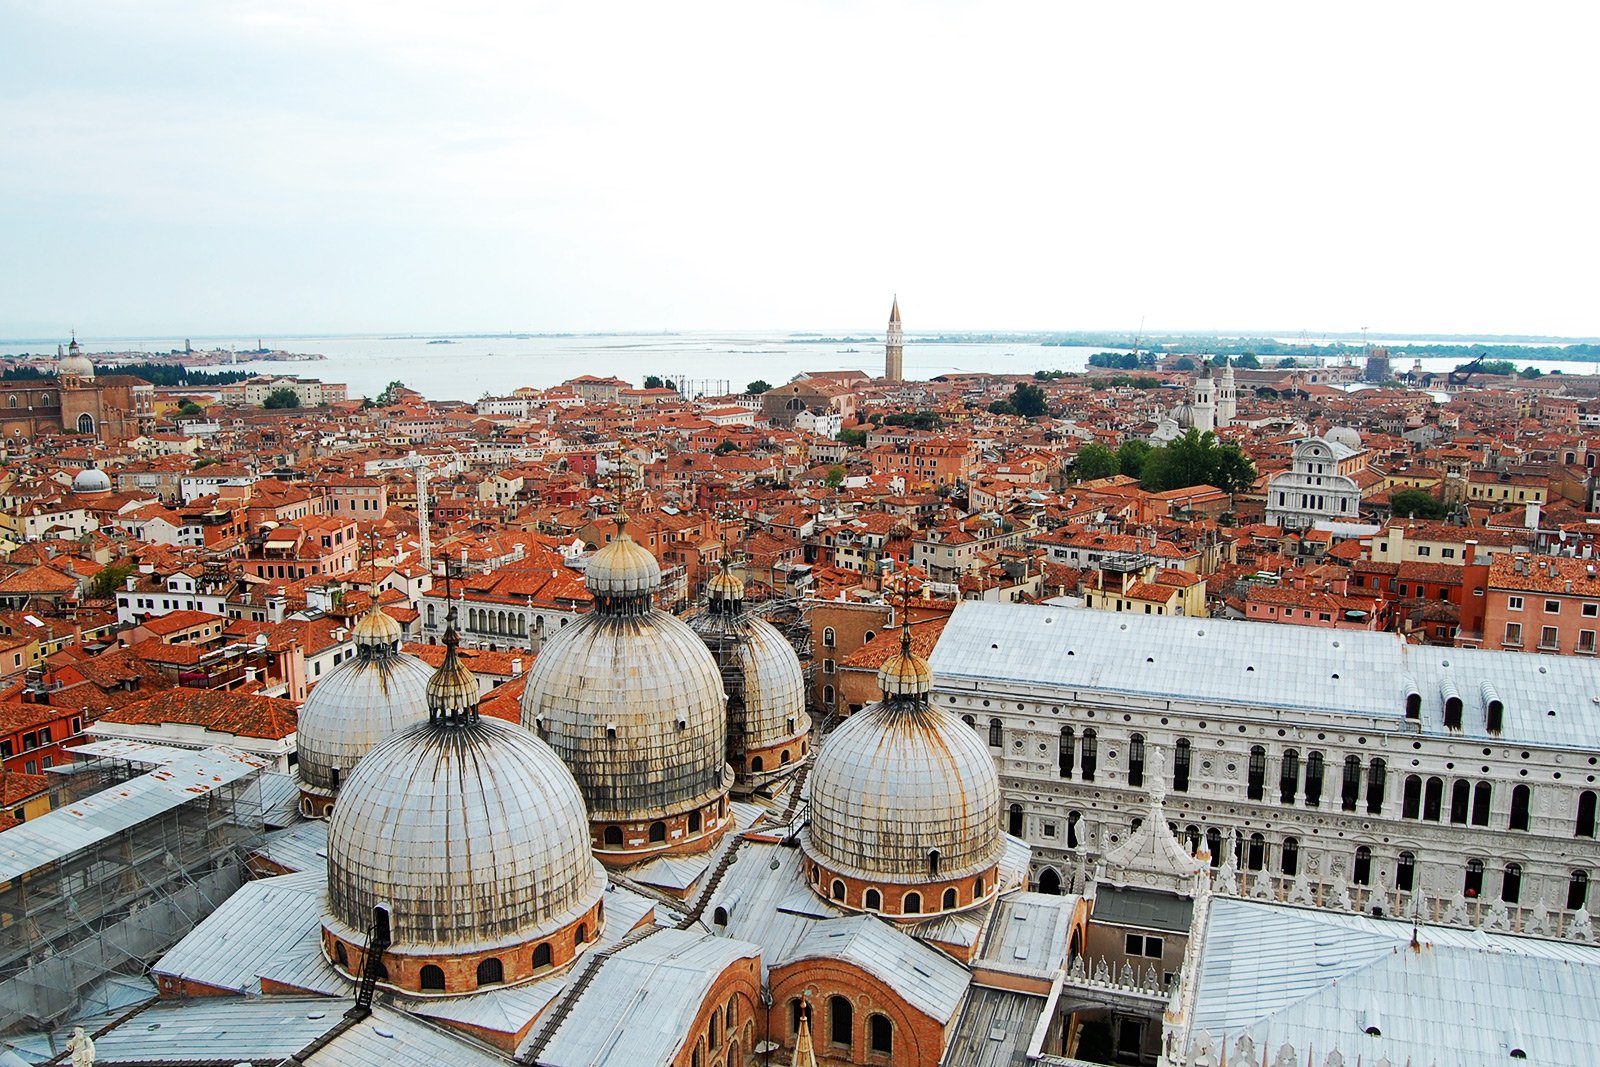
[377,380,405,404]
[263,388,300,409]
[1234,352,1261,369]
[643,375,665,390]
[714,440,740,455]
[824,465,846,489]
[1074,443,1118,481]
[837,427,868,446]
[746,379,772,394]
[1173,357,1197,371]
[1276,357,1299,369]
[988,399,1017,415]
[1140,428,1256,495]
[89,561,136,599]
[1010,382,1049,418]
[1117,439,1152,479]
[1517,366,1543,379]
[1389,488,1449,520]
[176,400,205,418]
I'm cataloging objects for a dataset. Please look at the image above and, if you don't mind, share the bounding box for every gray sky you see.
[3,2,1597,339]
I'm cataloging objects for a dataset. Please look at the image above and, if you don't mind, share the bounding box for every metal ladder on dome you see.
[345,909,391,1021]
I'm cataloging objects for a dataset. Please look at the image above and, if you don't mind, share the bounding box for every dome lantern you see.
[425,606,480,726]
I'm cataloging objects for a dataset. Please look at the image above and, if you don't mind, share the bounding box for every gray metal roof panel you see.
[251,819,329,873]
[931,602,1600,749]
[779,915,970,1022]
[1090,885,1194,934]
[943,986,1048,1067]
[0,746,267,882]
[304,1005,508,1067]
[977,892,1078,977]
[152,869,324,994]
[83,996,347,1064]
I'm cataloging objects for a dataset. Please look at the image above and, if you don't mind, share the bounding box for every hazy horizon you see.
[5,3,1598,339]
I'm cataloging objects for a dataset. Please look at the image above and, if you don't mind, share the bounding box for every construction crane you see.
[1447,354,1488,386]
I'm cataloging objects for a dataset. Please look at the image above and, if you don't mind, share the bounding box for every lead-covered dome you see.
[804,627,1001,905]
[323,613,605,993]
[59,337,94,380]
[521,521,732,856]
[296,606,432,810]
[71,467,111,494]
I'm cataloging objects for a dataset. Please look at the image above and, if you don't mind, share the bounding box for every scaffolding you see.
[0,748,267,1034]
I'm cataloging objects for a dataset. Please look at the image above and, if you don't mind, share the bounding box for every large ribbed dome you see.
[805,633,1000,885]
[59,338,94,380]
[324,716,603,950]
[296,610,433,797]
[520,610,731,820]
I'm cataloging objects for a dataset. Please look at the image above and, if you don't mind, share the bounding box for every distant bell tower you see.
[885,296,903,381]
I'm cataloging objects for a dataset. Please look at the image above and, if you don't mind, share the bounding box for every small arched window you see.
[822,686,834,707]
[1397,851,1416,893]
[1279,748,1300,803]
[1465,858,1485,898]
[1510,785,1532,831]
[6,395,15,408]
[869,1013,893,1055]
[864,887,881,911]
[1008,803,1023,836]
[689,809,702,833]
[1303,751,1325,807]
[1577,790,1598,838]
[831,879,846,901]
[533,942,552,968]
[903,891,922,914]
[1127,733,1145,787]
[1502,862,1523,904]
[648,821,667,843]
[927,849,941,876]
[1206,826,1223,868]
[829,996,853,1047]
[790,999,804,1038]
[334,942,348,968]
[942,886,958,910]
[419,964,446,991]
[1246,746,1266,800]
[1569,870,1590,911]
[1058,726,1075,779]
[988,718,1003,747]
[1450,779,1471,824]
[1366,758,1386,814]
[822,626,836,647]
[1080,728,1098,781]
[1173,738,1192,792]
[974,875,986,898]
[1341,756,1362,812]
[1423,776,1444,822]
[476,957,503,986]
[1281,836,1299,876]
[1353,846,1372,886]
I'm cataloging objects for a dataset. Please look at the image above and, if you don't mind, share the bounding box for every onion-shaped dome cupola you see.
[690,560,809,794]
[322,608,605,996]
[520,511,734,866]
[295,599,433,819]
[802,620,1002,919]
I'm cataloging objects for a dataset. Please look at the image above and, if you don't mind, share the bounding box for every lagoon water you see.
[3,331,1594,403]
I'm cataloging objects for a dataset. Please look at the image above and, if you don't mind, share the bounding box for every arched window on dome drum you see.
[1080,729,1098,781]
[1450,779,1471,824]
[1246,833,1266,871]
[988,718,1003,748]
[1058,727,1074,779]
[1353,846,1372,886]
[1341,756,1361,812]
[576,923,588,947]
[869,1014,893,1055]
[865,888,881,911]
[648,821,666,843]
[1128,733,1145,787]
[689,810,702,833]
[477,957,503,986]
[1464,859,1484,898]
[1246,746,1266,801]
[927,849,941,877]
[903,891,922,914]
[1367,759,1386,814]
[1281,837,1299,876]
[1279,749,1299,803]
[1510,785,1532,831]
[781,749,792,764]
[1173,738,1191,792]
[1423,777,1443,822]
[603,826,623,848]
[1008,804,1023,836]
[1473,782,1492,826]
[1569,870,1590,911]
[1205,827,1223,868]
[420,965,446,991]
[831,879,846,901]
[1037,867,1061,895]
[334,942,348,968]
[829,996,853,1047]
[1502,862,1523,904]
[974,876,985,898]
[942,887,958,910]
[1578,791,1598,838]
